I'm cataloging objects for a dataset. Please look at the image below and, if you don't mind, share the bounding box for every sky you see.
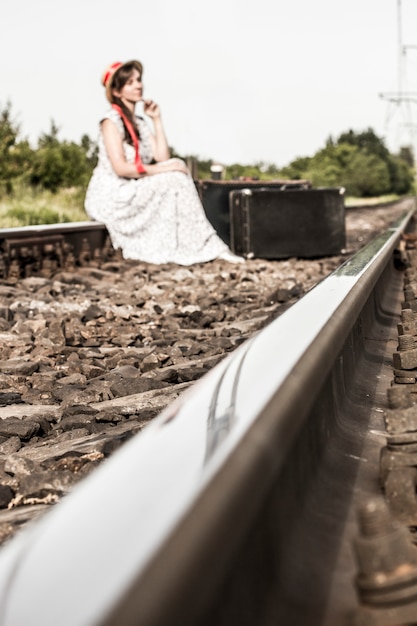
[2,0,417,167]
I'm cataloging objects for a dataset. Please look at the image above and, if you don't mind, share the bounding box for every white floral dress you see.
[85,109,228,265]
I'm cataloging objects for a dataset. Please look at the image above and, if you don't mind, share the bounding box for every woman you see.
[85,60,243,265]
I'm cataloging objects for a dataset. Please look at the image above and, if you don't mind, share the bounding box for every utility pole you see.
[379,0,417,171]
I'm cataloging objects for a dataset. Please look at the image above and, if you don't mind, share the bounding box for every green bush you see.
[0,102,35,193]
[387,155,414,194]
[341,152,390,197]
[30,141,94,192]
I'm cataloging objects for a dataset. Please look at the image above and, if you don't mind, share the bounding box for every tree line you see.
[0,103,97,195]
[0,102,415,198]
[278,129,414,197]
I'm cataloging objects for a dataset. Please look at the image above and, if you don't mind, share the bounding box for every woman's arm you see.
[143,100,170,162]
[101,119,141,178]
[102,118,188,178]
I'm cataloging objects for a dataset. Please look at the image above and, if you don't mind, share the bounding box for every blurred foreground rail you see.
[0,199,415,625]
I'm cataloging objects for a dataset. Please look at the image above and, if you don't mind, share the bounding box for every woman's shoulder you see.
[100,110,147,132]
[101,108,123,125]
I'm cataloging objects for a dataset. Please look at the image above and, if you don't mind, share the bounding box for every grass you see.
[344,194,401,207]
[0,185,89,228]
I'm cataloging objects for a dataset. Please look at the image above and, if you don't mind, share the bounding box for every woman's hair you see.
[110,61,143,144]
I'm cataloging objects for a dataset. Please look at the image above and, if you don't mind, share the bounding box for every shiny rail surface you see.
[0,209,414,626]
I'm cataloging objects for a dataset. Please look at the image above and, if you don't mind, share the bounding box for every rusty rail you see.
[0,222,110,278]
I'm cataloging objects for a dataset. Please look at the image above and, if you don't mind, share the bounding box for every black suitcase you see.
[229,187,345,259]
[196,179,311,245]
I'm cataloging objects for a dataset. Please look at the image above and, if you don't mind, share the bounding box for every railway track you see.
[0,200,415,625]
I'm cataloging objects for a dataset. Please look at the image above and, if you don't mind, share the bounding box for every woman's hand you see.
[143,100,161,119]
[144,100,170,161]
[145,159,189,176]
[165,158,189,174]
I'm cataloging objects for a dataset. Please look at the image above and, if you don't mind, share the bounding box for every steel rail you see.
[0,221,106,237]
[0,208,414,626]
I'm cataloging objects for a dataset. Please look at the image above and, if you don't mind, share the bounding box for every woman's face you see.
[113,69,143,106]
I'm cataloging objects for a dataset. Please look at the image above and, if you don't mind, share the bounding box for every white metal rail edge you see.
[0,208,414,626]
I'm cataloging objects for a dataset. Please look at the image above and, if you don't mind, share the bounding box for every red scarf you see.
[111,104,147,174]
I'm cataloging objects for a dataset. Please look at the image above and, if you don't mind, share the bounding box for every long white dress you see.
[85,109,228,265]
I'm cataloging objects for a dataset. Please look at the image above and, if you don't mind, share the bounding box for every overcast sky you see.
[2,0,417,166]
